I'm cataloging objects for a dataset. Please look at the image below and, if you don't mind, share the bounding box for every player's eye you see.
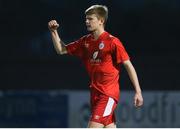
[87,17,93,20]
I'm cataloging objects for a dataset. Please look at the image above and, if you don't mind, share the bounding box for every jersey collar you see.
[91,31,108,42]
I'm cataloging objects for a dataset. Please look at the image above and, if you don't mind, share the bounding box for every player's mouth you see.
[86,25,92,29]
[86,24,91,28]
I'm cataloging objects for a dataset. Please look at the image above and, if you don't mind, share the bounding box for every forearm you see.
[123,60,142,93]
[50,30,67,55]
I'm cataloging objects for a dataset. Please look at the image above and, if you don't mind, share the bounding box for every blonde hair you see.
[85,5,108,26]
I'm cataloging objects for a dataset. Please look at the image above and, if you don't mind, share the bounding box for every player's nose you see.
[85,19,89,24]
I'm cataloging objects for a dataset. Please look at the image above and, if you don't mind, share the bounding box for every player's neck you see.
[92,27,105,40]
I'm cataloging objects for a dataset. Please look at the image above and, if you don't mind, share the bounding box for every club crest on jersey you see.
[99,42,105,50]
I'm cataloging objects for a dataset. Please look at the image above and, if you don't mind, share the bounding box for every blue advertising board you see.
[0,90,68,127]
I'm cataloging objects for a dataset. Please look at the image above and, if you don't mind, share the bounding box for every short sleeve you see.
[111,38,130,64]
[66,36,85,58]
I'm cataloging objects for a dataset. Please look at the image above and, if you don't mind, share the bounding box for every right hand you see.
[48,20,59,31]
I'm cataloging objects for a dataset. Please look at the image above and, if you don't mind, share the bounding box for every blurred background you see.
[0,0,180,127]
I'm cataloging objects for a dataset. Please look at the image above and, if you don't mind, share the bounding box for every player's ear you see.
[99,17,105,25]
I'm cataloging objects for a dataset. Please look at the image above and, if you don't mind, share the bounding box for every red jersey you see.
[66,31,129,101]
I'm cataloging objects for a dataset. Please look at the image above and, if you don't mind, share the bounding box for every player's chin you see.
[87,27,94,32]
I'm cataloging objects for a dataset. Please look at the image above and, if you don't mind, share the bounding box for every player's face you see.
[86,14,104,32]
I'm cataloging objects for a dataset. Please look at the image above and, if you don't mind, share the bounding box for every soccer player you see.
[48,5,143,128]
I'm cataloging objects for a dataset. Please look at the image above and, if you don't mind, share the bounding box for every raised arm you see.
[48,20,67,55]
[123,60,143,107]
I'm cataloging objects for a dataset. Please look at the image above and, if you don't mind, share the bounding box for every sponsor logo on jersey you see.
[92,51,98,60]
[91,51,101,64]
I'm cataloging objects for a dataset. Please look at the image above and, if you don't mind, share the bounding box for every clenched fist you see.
[48,20,59,31]
[134,92,143,107]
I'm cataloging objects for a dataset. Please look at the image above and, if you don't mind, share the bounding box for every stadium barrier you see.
[0,90,179,127]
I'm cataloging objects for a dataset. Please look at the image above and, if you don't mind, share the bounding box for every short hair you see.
[85,5,108,26]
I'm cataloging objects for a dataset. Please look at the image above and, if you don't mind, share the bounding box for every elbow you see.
[55,46,67,55]
[56,50,63,55]
[56,49,67,55]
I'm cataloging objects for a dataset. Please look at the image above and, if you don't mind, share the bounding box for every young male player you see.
[48,5,143,128]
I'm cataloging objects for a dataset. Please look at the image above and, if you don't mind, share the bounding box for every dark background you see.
[0,0,179,90]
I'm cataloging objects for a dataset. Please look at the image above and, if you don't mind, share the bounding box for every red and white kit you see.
[66,31,129,125]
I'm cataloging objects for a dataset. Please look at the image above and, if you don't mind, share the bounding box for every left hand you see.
[134,92,143,107]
